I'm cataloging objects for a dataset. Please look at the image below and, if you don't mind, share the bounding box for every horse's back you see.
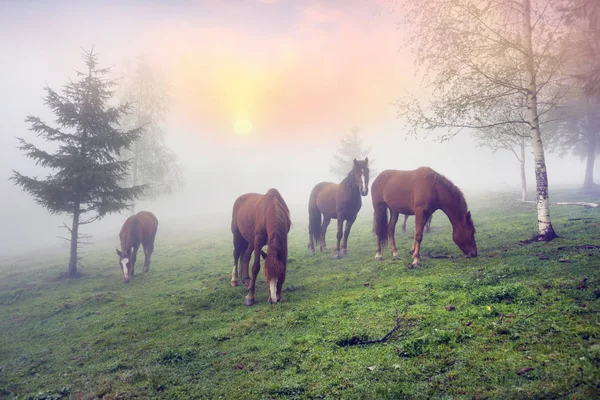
[372,168,439,213]
[135,211,158,238]
[232,193,264,239]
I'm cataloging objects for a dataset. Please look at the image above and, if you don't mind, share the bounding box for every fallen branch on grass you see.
[520,200,600,208]
[336,307,409,347]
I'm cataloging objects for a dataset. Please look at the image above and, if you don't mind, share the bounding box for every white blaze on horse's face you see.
[269,278,278,304]
[121,258,129,281]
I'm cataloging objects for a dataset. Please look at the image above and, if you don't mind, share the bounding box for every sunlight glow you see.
[233,119,253,136]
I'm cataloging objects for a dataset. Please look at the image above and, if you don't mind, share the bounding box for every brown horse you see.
[372,167,477,267]
[231,188,291,306]
[116,211,158,283]
[307,158,370,258]
[401,214,433,233]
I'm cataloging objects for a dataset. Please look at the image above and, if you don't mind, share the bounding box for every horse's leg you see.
[409,210,431,268]
[341,218,355,255]
[240,238,254,289]
[401,214,408,232]
[231,231,247,287]
[425,214,432,233]
[320,216,331,252]
[388,211,400,259]
[245,233,266,306]
[333,217,344,259]
[131,244,140,279]
[142,234,155,273]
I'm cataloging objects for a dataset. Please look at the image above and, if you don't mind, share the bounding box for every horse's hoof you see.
[230,281,239,288]
[244,297,255,306]
[143,268,149,273]
[332,253,341,259]
[393,255,401,261]
[375,256,383,261]
[342,249,348,255]
[407,263,418,269]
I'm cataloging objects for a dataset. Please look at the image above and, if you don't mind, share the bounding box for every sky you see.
[0,0,594,257]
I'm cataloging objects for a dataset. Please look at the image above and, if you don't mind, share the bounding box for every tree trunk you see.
[67,205,80,278]
[583,131,596,189]
[522,0,557,241]
[130,140,138,216]
[520,139,527,202]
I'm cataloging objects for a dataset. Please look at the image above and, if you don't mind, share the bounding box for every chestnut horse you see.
[231,188,291,306]
[372,167,477,267]
[116,211,158,283]
[308,158,369,258]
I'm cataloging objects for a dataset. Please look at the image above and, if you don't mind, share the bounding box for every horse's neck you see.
[341,173,358,192]
[438,191,467,228]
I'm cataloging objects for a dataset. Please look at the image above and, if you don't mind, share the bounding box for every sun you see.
[233,119,253,136]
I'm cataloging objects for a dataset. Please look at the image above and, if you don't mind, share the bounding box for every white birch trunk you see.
[522,0,557,240]
[520,138,527,202]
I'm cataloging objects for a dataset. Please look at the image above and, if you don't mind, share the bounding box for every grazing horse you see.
[307,158,370,258]
[116,211,158,283]
[231,188,291,306]
[401,214,433,233]
[372,167,477,267]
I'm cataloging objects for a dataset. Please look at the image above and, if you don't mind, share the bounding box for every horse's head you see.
[352,157,370,196]
[452,211,478,258]
[116,248,132,283]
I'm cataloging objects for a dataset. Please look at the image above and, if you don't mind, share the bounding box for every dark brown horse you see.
[116,211,158,283]
[372,167,477,267]
[401,214,433,233]
[231,188,291,306]
[308,158,369,258]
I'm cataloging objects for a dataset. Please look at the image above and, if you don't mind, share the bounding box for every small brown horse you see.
[231,188,291,306]
[372,167,477,267]
[116,211,159,283]
[401,214,433,233]
[307,158,370,258]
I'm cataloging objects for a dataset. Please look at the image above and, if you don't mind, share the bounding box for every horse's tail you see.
[307,186,322,246]
[373,201,389,247]
[264,189,291,283]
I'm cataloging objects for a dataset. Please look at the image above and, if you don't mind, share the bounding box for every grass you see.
[1,189,599,399]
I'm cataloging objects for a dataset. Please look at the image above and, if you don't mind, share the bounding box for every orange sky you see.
[138,0,415,144]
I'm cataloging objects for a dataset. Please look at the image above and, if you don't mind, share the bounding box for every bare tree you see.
[119,57,184,215]
[396,0,566,241]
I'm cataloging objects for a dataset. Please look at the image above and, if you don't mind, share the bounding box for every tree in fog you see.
[396,0,566,241]
[545,92,600,189]
[118,57,183,215]
[11,49,145,278]
[558,0,600,98]
[330,127,375,180]
[476,123,531,201]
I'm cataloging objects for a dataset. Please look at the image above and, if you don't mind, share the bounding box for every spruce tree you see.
[11,48,145,278]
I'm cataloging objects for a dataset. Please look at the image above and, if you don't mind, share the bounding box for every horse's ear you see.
[365,157,369,164]
[353,158,358,165]
[116,249,121,257]
[466,211,472,223]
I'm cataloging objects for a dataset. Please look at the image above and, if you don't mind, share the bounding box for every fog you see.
[0,1,595,259]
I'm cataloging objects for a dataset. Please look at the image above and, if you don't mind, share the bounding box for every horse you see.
[116,211,159,283]
[231,188,291,306]
[371,167,477,267]
[401,214,433,233]
[307,158,370,258]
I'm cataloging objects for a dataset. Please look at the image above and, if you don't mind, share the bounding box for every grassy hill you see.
[1,190,599,399]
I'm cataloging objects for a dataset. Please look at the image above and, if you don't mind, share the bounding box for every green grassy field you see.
[1,190,599,399]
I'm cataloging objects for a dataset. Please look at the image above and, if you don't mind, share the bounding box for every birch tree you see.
[396,0,566,240]
[119,58,184,215]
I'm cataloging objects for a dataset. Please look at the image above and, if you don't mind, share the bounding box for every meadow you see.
[0,189,599,399]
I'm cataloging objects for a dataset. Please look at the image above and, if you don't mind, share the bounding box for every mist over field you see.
[0,0,595,259]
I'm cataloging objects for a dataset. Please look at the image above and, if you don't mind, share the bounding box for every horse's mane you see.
[341,166,358,190]
[265,188,291,263]
[424,168,468,213]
